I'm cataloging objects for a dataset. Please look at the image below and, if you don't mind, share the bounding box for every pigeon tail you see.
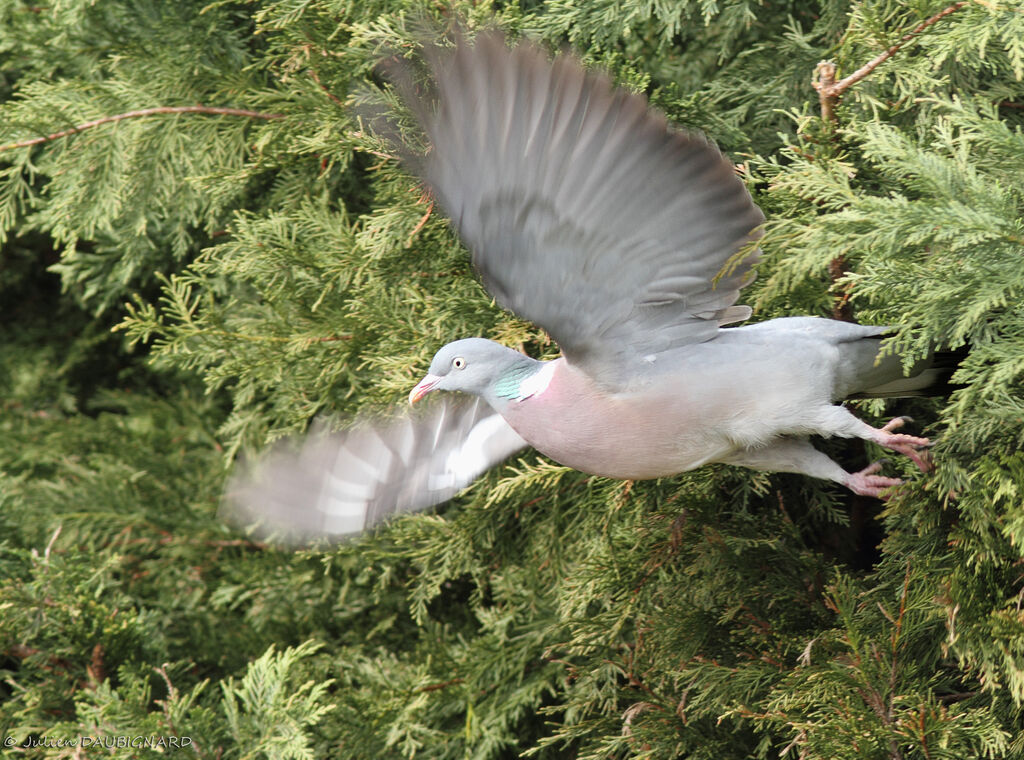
[848,342,968,399]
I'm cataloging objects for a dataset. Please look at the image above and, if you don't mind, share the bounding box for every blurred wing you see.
[395,33,764,389]
[221,397,527,546]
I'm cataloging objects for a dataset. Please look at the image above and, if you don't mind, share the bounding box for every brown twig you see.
[416,677,464,693]
[407,199,435,245]
[86,643,106,687]
[814,1,969,122]
[0,105,284,153]
[829,254,855,322]
[937,690,977,704]
[309,69,345,107]
[307,334,353,343]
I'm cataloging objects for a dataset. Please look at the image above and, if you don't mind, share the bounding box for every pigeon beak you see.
[408,374,442,405]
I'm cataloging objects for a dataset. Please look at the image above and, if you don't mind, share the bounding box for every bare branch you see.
[0,105,284,153]
[829,254,855,322]
[814,1,969,121]
[407,190,435,246]
[814,61,838,123]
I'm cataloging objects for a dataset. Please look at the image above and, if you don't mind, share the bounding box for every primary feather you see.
[400,33,764,390]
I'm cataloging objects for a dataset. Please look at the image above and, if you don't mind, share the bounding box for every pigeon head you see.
[409,338,538,405]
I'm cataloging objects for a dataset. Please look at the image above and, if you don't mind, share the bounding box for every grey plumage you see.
[222,33,945,545]
[405,34,764,390]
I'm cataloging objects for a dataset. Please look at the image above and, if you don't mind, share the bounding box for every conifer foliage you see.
[1,0,1023,757]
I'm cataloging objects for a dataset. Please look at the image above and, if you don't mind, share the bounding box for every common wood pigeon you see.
[223,33,950,544]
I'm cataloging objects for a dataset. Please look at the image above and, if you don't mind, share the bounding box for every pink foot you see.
[874,417,932,472]
[880,416,913,433]
[844,461,903,498]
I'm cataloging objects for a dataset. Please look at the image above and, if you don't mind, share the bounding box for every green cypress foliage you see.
[2,0,1023,757]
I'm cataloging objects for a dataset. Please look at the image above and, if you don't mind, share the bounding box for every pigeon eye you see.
[452,356,466,370]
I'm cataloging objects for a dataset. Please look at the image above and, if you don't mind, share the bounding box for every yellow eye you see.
[452,356,466,370]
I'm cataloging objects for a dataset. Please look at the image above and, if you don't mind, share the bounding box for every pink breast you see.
[499,361,730,479]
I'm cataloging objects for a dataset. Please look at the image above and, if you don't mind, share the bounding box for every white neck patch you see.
[514,361,556,401]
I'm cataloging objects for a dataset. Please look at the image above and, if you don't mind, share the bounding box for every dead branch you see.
[814,1,969,122]
[0,105,284,153]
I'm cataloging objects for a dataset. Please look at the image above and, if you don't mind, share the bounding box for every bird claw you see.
[880,416,914,433]
[875,417,932,472]
[887,441,932,472]
[845,461,903,498]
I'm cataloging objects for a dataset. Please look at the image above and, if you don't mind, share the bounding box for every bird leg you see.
[719,438,903,498]
[810,407,932,472]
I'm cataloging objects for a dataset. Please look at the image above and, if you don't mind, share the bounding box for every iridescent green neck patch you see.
[493,363,540,400]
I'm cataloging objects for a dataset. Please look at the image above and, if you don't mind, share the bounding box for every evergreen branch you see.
[5,4,1023,755]
[814,1,969,121]
[152,665,212,759]
[118,535,270,550]
[349,131,398,160]
[7,643,75,678]
[813,1,969,321]
[0,106,284,153]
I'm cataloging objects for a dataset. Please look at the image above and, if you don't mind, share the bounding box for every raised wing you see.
[221,397,528,545]
[395,33,764,389]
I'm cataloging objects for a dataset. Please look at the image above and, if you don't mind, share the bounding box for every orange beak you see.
[408,374,441,404]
